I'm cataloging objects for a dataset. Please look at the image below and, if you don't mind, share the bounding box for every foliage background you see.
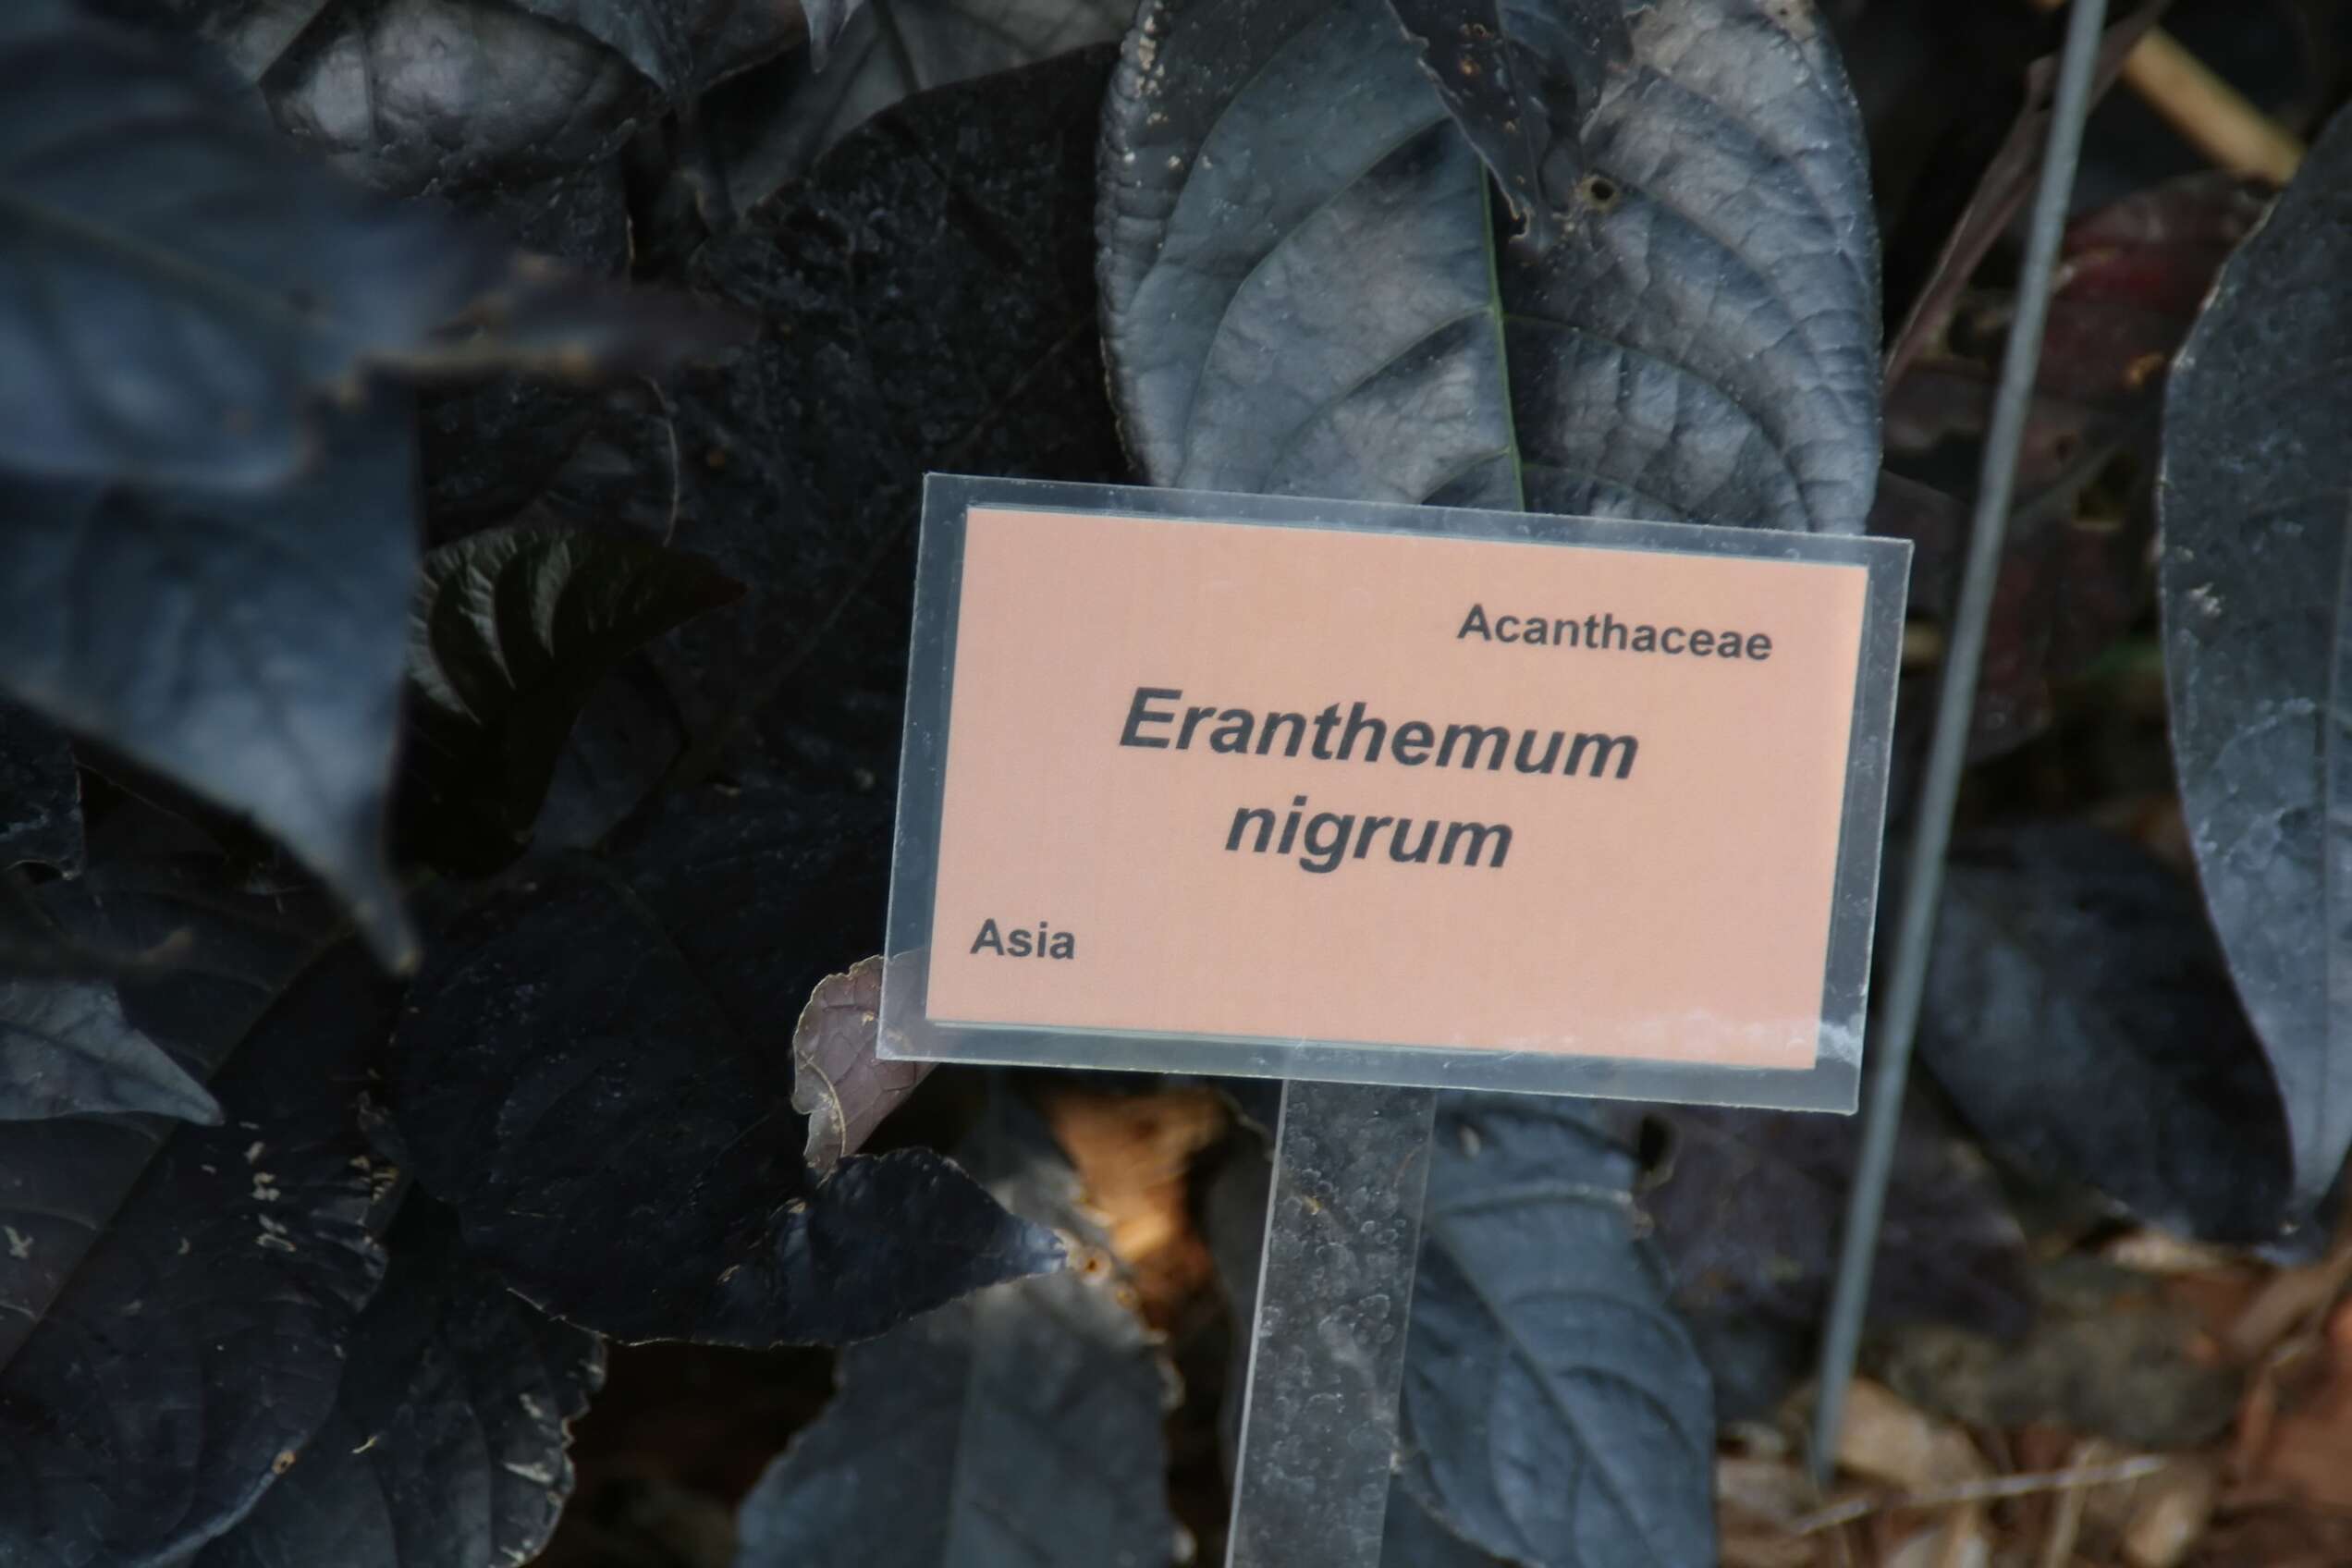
[6,1,2352,1566]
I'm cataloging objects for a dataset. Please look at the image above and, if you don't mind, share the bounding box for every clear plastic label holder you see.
[882,475,1909,1568]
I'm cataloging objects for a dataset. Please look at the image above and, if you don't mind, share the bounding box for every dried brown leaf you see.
[1836,1380,1989,1492]
[2121,1458,2219,1568]
[2233,1300,2352,1513]
[790,955,929,1173]
[1039,1087,1226,1330]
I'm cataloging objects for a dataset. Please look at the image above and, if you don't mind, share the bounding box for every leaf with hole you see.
[192,1195,603,1568]
[1399,1094,1714,1568]
[1380,0,1620,249]
[2159,105,2352,1208]
[402,525,741,875]
[733,1095,1174,1568]
[387,786,1062,1345]
[0,878,395,1568]
[1097,0,1880,530]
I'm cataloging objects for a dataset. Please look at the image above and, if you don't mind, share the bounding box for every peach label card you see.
[880,475,1909,1112]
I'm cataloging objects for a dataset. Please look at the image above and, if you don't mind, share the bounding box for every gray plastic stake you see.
[1225,1080,1437,1568]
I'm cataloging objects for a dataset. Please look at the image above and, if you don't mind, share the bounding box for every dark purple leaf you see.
[0,974,219,1124]
[0,2,506,490]
[664,47,1129,784]
[1382,1487,1513,1567]
[1099,0,1880,532]
[529,653,694,854]
[733,1096,1166,1568]
[239,0,655,196]
[1869,365,2145,757]
[2035,172,2271,406]
[700,0,1131,213]
[193,1196,604,1568]
[1921,823,2294,1239]
[0,914,397,1567]
[2159,104,2352,1207]
[510,0,814,98]
[1640,1095,2033,1407]
[0,401,422,965]
[1400,1096,1713,1568]
[387,787,1061,1346]
[0,703,82,877]
[414,157,641,544]
[400,525,741,875]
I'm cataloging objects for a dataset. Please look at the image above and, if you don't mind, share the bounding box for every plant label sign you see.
[882,475,1909,1111]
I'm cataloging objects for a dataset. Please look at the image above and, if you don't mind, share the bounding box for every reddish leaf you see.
[1882,1,2163,386]
[1871,176,2260,759]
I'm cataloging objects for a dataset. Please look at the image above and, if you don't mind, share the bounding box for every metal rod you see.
[1808,0,2113,1486]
